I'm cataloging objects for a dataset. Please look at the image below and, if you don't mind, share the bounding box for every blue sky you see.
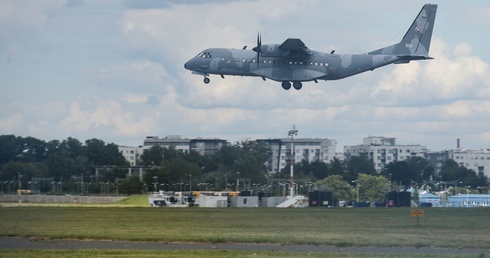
[1,0,489,151]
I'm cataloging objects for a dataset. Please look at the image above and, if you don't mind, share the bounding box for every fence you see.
[0,194,125,204]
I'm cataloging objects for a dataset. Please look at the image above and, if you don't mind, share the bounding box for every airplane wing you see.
[278,38,312,56]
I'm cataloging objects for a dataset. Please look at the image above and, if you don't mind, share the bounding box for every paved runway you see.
[1,237,489,255]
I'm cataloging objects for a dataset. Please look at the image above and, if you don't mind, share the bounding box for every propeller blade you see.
[256,32,261,66]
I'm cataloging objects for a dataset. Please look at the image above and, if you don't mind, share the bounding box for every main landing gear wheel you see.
[203,77,210,84]
[281,81,291,90]
[293,81,302,90]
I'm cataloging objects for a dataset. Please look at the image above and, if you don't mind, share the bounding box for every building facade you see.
[344,136,427,172]
[118,145,144,166]
[257,138,337,174]
[119,135,229,165]
[143,135,190,153]
[428,149,490,178]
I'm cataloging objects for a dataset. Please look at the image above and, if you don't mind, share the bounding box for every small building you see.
[229,196,259,208]
[448,194,490,207]
[419,191,441,207]
[195,194,228,208]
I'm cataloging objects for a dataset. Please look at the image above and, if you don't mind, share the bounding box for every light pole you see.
[236,172,240,192]
[288,125,298,198]
[153,176,158,192]
[18,174,23,206]
[352,181,360,203]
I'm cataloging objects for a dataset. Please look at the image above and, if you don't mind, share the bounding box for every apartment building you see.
[428,149,490,178]
[257,138,337,174]
[344,136,427,172]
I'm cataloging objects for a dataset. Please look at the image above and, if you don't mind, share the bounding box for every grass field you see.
[1,198,490,257]
[1,205,490,248]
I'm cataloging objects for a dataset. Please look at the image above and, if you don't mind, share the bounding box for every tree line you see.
[1,135,488,200]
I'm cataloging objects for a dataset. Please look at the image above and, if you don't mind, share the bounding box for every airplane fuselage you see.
[185,48,400,83]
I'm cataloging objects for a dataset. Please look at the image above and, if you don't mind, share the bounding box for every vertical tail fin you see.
[368,4,438,57]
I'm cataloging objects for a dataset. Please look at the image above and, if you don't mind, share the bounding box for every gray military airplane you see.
[184,4,437,90]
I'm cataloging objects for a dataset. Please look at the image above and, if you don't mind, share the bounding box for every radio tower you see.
[288,125,298,197]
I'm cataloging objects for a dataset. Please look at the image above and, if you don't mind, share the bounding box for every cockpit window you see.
[196,51,212,58]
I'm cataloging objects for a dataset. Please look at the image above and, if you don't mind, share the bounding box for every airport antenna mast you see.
[288,125,298,197]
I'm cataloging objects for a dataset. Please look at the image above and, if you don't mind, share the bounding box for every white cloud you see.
[2,1,490,151]
[46,96,157,137]
[99,61,167,83]
[370,38,490,106]
[0,113,23,132]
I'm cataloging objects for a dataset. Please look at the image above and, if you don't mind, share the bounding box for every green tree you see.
[209,141,269,187]
[345,156,377,182]
[0,162,49,187]
[59,137,84,160]
[383,161,413,186]
[119,176,145,195]
[439,159,460,182]
[356,173,389,203]
[85,139,127,167]
[316,175,354,205]
[440,159,488,188]
[140,145,164,166]
[328,157,347,176]
[0,135,20,166]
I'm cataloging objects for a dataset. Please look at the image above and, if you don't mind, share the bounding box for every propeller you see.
[252,32,262,66]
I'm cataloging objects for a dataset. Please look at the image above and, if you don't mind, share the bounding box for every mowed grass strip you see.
[0,207,489,249]
[0,249,484,258]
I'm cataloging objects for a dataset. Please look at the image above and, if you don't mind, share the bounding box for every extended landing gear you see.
[281,81,291,90]
[203,77,210,84]
[281,81,302,90]
[293,81,302,90]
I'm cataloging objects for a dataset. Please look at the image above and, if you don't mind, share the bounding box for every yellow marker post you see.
[411,209,424,226]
